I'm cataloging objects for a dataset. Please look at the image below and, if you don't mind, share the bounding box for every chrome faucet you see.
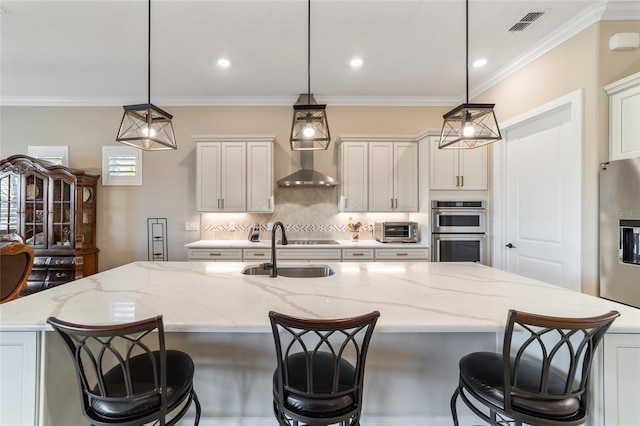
[260,221,288,277]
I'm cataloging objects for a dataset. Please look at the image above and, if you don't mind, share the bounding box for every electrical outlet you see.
[229,222,236,231]
[267,222,274,231]
[184,222,199,231]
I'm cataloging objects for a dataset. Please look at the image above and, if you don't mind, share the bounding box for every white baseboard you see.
[177,415,479,425]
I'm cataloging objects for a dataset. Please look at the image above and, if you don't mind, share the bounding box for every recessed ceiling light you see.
[472,58,487,68]
[350,58,363,68]
[217,58,231,68]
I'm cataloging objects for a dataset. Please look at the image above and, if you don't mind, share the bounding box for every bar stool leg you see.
[450,387,461,426]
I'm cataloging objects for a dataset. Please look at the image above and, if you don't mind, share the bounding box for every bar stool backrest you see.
[502,309,620,414]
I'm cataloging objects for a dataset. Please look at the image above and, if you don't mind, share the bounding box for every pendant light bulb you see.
[142,126,156,138]
[303,124,316,138]
[463,112,474,137]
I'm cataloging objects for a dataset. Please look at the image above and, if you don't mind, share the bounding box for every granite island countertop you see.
[1,261,637,334]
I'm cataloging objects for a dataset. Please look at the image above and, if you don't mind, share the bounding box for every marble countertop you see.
[1,261,637,334]
[185,239,430,249]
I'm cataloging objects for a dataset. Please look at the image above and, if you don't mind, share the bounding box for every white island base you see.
[1,261,639,425]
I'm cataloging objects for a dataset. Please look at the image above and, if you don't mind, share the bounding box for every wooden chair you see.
[0,241,34,303]
[269,310,380,426]
[47,315,201,426]
[451,309,620,426]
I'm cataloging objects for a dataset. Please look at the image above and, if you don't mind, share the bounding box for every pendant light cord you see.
[465,0,469,104]
[148,0,151,105]
[307,0,311,100]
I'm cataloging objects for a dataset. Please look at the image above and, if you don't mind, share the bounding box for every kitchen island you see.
[1,261,638,425]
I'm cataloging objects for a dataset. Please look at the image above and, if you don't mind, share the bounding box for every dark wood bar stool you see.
[269,310,380,426]
[47,315,201,426]
[0,241,34,303]
[451,309,620,426]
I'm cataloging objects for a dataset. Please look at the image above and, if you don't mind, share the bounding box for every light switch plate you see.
[184,222,199,231]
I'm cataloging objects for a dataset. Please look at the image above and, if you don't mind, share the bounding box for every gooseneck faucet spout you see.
[261,221,287,277]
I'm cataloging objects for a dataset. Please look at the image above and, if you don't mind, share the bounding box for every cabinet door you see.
[49,177,74,247]
[369,142,394,211]
[430,137,460,190]
[196,142,222,211]
[220,143,246,212]
[22,173,48,247]
[459,145,487,190]
[247,142,273,212]
[0,172,20,235]
[394,142,418,211]
[340,142,368,212]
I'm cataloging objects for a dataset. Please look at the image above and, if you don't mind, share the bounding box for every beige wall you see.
[2,20,639,293]
[474,20,640,296]
[0,105,448,270]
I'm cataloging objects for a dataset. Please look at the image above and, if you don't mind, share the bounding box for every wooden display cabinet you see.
[0,155,99,295]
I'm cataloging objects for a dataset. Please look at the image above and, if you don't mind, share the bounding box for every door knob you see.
[505,243,516,248]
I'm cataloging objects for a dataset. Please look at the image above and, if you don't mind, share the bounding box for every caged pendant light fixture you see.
[116,0,177,151]
[438,0,501,150]
[289,0,331,151]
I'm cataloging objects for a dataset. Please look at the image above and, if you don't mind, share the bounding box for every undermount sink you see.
[241,264,335,278]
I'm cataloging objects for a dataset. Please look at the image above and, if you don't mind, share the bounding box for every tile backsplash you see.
[200,186,416,241]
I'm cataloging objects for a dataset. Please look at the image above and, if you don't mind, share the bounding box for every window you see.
[27,146,69,166]
[102,146,142,186]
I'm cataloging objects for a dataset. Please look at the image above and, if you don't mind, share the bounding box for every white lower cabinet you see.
[243,248,271,261]
[0,332,38,426]
[188,248,243,261]
[277,248,342,262]
[603,333,640,425]
[375,248,429,261]
[342,248,375,261]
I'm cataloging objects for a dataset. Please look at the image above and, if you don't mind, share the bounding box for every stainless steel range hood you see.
[277,150,337,187]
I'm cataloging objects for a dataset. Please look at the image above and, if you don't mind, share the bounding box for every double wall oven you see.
[431,201,487,264]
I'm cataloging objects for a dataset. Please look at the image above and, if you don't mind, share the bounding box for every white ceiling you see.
[1,0,638,107]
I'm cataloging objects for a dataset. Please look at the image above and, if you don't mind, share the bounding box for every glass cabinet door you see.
[23,174,47,247]
[0,172,20,235]
[51,178,73,248]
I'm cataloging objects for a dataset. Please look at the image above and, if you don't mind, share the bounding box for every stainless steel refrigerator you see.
[599,157,640,308]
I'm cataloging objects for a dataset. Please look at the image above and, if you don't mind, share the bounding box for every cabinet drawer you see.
[46,269,74,283]
[374,248,429,261]
[243,248,270,260]
[188,248,242,261]
[48,257,76,268]
[342,249,374,261]
[277,248,342,261]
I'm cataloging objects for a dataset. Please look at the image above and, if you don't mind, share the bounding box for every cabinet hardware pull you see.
[390,199,394,209]
[217,199,221,209]
[352,253,364,256]
[344,198,348,209]
[209,253,222,256]
[396,253,409,256]
[253,253,265,256]
[395,199,398,209]
[267,198,271,209]
[456,176,460,187]
[221,199,224,209]
[460,176,464,187]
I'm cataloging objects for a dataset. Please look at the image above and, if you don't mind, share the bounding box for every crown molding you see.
[0,95,459,107]
[601,0,640,20]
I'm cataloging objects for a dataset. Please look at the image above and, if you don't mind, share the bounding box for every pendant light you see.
[438,0,501,150]
[289,0,330,151]
[116,0,177,151]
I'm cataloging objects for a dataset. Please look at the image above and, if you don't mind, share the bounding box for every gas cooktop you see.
[279,240,340,245]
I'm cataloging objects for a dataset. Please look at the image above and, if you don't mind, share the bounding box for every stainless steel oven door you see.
[432,234,487,264]
[432,209,486,233]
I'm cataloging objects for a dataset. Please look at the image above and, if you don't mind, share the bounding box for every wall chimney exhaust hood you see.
[277,150,337,187]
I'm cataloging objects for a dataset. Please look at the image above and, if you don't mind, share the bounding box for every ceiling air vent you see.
[509,11,545,32]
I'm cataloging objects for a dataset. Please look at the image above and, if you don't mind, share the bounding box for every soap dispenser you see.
[248,223,261,242]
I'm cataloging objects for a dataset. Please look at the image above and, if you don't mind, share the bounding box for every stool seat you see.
[275,351,356,417]
[451,310,619,426]
[92,350,195,420]
[459,352,579,418]
[47,315,201,426]
[269,310,379,426]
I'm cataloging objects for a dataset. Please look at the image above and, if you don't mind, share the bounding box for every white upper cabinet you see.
[247,141,274,212]
[429,136,487,190]
[195,136,274,213]
[338,141,368,212]
[604,72,640,161]
[337,137,418,212]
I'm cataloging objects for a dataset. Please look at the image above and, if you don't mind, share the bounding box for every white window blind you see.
[28,146,69,166]
[102,146,142,186]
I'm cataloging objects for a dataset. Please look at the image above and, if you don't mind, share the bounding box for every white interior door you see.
[502,101,581,290]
